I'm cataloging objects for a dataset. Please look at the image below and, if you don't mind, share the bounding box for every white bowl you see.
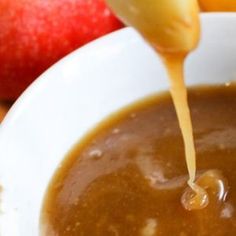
[0,13,236,236]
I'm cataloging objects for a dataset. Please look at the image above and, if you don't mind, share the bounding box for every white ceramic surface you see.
[0,13,236,236]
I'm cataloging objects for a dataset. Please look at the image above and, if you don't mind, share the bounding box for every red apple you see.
[0,0,123,100]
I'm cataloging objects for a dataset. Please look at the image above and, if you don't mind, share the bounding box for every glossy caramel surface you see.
[42,85,236,236]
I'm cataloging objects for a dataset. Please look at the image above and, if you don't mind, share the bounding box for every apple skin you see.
[0,0,123,100]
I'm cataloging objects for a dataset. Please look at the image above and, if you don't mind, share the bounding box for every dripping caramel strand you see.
[106,0,212,209]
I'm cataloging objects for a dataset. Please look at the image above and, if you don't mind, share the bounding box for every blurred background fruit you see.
[0,0,123,101]
[0,102,11,122]
[199,0,236,11]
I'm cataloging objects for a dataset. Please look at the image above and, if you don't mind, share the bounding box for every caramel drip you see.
[106,0,226,210]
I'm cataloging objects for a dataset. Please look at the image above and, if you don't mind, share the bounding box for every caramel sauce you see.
[41,86,236,235]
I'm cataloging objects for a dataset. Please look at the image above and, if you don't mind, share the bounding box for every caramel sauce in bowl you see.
[0,14,236,236]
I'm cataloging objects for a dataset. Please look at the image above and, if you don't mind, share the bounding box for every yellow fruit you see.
[199,0,236,11]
